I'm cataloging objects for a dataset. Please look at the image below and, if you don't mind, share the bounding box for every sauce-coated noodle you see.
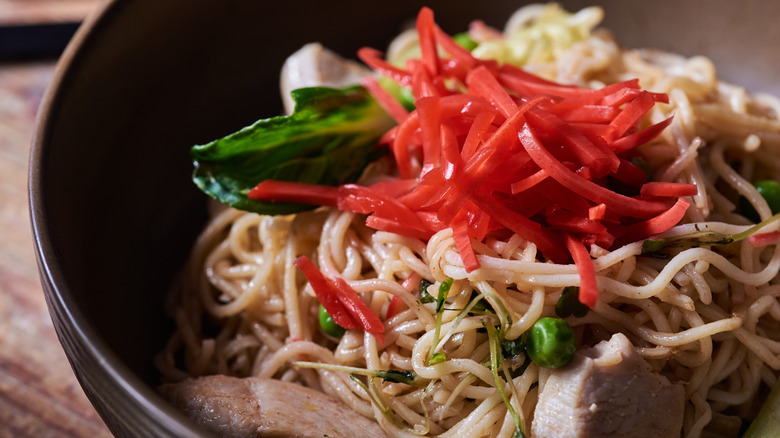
[156,5,780,437]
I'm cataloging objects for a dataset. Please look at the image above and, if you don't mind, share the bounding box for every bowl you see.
[29,0,780,436]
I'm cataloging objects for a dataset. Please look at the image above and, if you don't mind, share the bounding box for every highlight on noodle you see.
[155,4,780,437]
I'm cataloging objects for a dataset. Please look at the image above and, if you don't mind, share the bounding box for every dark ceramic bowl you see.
[29,0,780,436]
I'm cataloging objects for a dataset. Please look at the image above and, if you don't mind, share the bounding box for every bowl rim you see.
[27,0,208,435]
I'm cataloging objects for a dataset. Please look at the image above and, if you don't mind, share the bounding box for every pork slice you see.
[158,375,390,438]
[531,333,685,438]
[279,43,371,115]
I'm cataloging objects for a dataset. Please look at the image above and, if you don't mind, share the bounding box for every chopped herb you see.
[641,212,780,255]
[292,361,423,386]
[419,278,435,303]
[643,250,671,259]
[485,321,526,438]
[477,284,513,335]
[428,310,445,365]
[427,278,454,365]
[555,287,590,318]
[429,353,446,365]
[468,290,496,315]
[434,292,491,358]
[502,337,525,358]
[350,375,403,428]
[436,278,453,313]
[378,370,417,385]
[350,374,432,435]
[501,333,532,377]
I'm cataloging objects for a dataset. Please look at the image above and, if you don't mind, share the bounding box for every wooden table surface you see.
[0,1,112,436]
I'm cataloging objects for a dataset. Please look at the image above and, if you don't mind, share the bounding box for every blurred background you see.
[0,0,110,436]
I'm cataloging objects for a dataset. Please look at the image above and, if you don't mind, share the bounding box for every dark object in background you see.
[0,22,81,60]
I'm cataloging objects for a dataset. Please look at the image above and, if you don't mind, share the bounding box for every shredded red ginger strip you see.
[293,256,385,343]
[589,203,607,221]
[565,234,599,309]
[249,7,692,309]
[361,76,408,123]
[748,231,780,248]
[385,272,422,319]
[639,181,698,198]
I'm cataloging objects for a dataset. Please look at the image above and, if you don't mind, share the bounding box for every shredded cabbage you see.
[472,4,603,67]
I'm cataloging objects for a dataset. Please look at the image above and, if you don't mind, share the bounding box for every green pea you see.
[452,32,478,51]
[525,317,576,368]
[757,180,780,214]
[318,304,345,338]
[740,180,780,222]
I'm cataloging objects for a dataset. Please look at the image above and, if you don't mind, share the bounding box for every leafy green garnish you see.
[641,213,780,256]
[191,85,394,215]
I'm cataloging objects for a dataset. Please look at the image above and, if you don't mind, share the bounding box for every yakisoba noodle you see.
[156,4,780,437]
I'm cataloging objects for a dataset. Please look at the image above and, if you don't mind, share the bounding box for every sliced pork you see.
[532,333,685,438]
[279,43,371,114]
[159,375,389,438]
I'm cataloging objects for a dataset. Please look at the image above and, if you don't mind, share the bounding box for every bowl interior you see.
[31,0,780,435]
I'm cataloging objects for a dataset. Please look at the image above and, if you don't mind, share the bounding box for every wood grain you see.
[0,60,111,438]
[0,1,110,436]
[0,0,102,24]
